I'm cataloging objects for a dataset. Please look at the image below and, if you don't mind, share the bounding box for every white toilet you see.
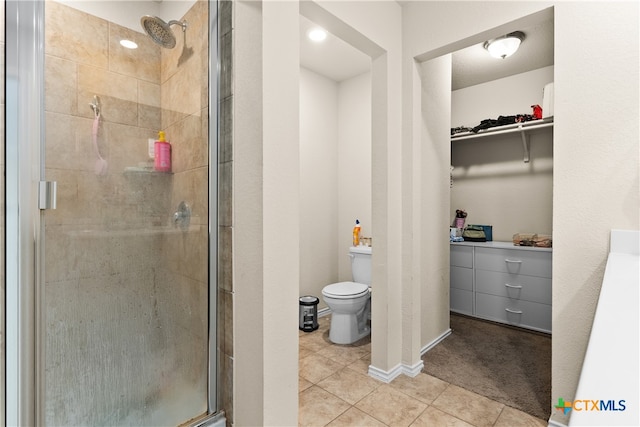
[322,246,372,344]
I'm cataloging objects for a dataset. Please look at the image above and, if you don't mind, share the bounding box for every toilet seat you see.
[322,281,369,299]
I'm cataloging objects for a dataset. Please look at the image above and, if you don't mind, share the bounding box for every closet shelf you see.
[451,117,554,163]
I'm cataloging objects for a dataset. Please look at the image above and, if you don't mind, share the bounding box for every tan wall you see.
[43,1,209,424]
[233,1,300,424]
[418,56,453,355]
[232,1,267,424]
[299,67,339,307]
[299,68,371,310]
[337,72,372,282]
[552,3,638,425]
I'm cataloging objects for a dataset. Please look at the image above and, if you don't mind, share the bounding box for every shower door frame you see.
[4,0,221,424]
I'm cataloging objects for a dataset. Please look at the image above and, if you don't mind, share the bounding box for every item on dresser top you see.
[450,227,458,239]
[462,225,486,242]
[471,224,493,241]
[533,234,552,248]
[450,226,464,242]
[513,233,553,247]
[513,233,536,246]
[454,209,467,229]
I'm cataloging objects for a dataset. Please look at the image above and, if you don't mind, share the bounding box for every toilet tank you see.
[349,246,372,285]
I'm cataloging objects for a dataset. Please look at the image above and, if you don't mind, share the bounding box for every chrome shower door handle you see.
[39,181,57,210]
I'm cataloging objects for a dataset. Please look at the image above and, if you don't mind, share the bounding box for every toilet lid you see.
[322,281,369,299]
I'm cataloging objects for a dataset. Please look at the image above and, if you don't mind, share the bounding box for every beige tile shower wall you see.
[45,1,164,228]
[157,0,211,419]
[218,0,234,423]
[43,2,207,424]
[157,1,209,396]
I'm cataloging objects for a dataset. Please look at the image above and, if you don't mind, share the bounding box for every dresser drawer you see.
[475,293,551,333]
[451,266,473,291]
[475,247,551,278]
[475,269,551,305]
[451,245,473,268]
[450,288,473,316]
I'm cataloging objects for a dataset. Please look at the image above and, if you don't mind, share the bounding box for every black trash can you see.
[299,296,319,332]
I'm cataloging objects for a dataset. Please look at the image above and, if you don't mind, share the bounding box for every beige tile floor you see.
[299,316,547,427]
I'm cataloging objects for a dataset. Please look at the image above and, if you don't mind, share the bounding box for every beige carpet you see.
[422,313,551,420]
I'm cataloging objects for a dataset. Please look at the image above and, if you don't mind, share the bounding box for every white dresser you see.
[450,241,552,333]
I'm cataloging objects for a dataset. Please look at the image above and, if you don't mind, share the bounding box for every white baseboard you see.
[402,360,424,377]
[368,364,403,383]
[420,328,452,356]
[318,307,331,317]
[368,360,425,382]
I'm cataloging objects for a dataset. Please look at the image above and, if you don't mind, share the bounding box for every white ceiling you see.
[300,15,371,82]
[300,14,554,90]
[451,18,554,90]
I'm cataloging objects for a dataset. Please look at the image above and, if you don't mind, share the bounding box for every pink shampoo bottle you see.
[154,131,171,172]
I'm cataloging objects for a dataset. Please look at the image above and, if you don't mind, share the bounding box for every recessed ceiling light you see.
[308,28,327,42]
[120,39,138,49]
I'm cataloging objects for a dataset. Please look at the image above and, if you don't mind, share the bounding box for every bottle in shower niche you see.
[154,131,171,172]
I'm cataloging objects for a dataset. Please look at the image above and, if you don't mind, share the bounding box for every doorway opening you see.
[417,7,554,421]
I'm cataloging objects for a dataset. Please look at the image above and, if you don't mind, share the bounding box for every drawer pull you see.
[504,258,522,264]
[504,283,523,289]
[505,308,523,314]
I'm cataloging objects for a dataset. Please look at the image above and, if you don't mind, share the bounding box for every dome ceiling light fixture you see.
[483,31,525,59]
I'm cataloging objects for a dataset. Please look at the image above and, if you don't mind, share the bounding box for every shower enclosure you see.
[5,0,223,425]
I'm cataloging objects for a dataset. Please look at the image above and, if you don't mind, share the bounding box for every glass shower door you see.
[41,1,212,424]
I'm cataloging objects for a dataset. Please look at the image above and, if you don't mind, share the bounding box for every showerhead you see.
[140,15,187,49]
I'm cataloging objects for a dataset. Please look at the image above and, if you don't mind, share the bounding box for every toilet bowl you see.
[322,282,371,344]
[322,246,372,344]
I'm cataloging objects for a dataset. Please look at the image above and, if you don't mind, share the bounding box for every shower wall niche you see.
[43,1,210,425]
